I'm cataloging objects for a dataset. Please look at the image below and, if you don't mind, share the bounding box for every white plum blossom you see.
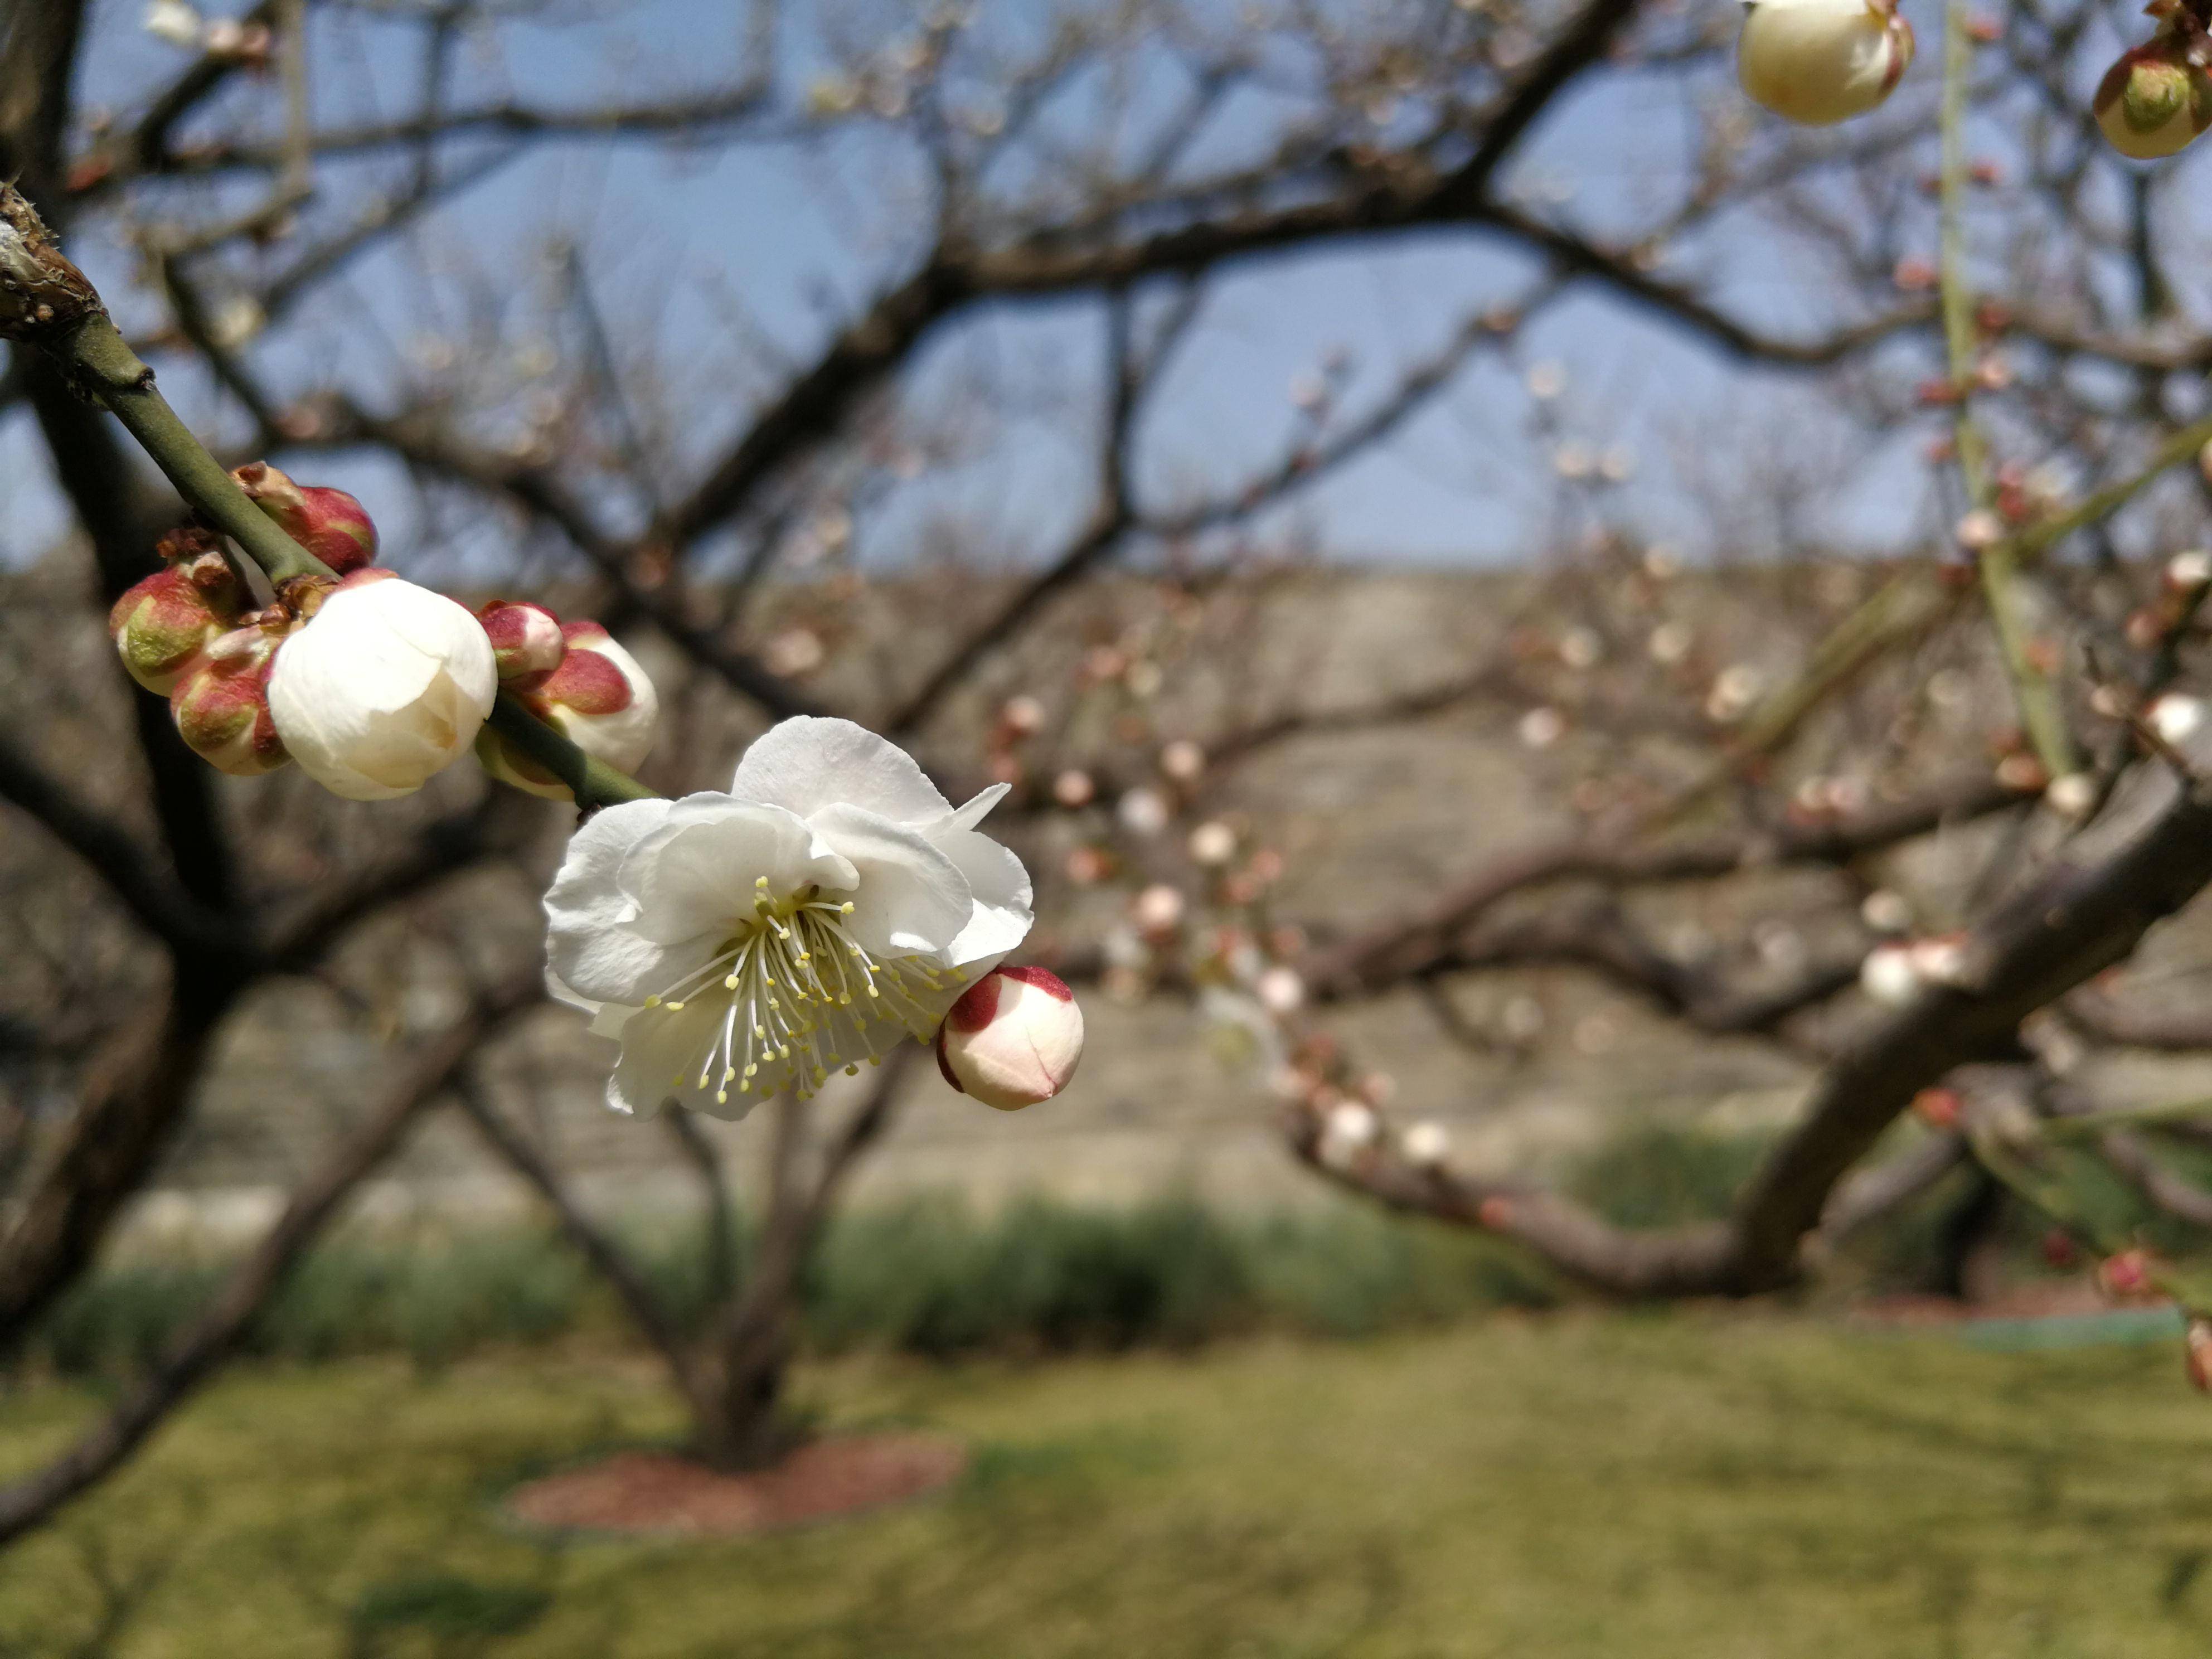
[266,571,497,800]
[1738,0,1913,127]
[545,717,1032,1119]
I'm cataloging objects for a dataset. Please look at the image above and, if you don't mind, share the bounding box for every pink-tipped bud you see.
[2098,1248,2155,1301]
[476,618,659,800]
[108,551,241,695]
[477,599,567,682]
[231,460,379,574]
[2094,35,2212,161]
[935,965,1084,1112]
[170,628,288,776]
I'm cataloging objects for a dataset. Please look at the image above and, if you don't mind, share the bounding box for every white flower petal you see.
[620,798,858,945]
[809,802,973,958]
[544,798,696,1005]
[928,823,1034,967]
[729,716,951,826]
[943,782,1011,832]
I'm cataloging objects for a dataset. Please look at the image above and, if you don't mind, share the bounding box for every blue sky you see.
[6,0,2179,581]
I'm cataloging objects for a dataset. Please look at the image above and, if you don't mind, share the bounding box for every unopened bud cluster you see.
[105,467,666,804]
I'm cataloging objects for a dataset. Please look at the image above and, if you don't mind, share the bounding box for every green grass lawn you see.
[3,1310,2210,1657]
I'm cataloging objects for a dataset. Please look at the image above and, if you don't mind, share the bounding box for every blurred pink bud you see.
[1257,965,1305,1013]
[1000,694,1046,737]
[1160,738,1205,782]
[2187,1319,2212,1392]
[1188,821,1238,866]
[935,965,1084,1110]
[171,628,288,776]
[1912,1086,1961,1129]
[1052,769,1095,809]
[476,599,566,682]
[2099,1248,2155,1301]
[231,461,377,574]
[1133,884,1186,937]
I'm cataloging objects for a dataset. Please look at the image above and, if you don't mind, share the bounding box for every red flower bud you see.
[477,599,566,682]
[109,556,241,695]
[476,617,658,799]
[170,628,288,776]
[231,460,379,574]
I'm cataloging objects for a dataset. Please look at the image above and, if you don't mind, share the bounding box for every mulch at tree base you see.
[505,1435,967,1537]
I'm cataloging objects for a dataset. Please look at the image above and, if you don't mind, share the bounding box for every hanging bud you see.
[2186,1319,2212,1392]
[935,965,1085,1111]
[2094,35,2212,161]
[265,570,497,800]
[1738,0,1914,127]
[171,628,288,776]
[475,618,658,799]
[476,599,567,682]
[231,461,379,574]
[108,551,240,695]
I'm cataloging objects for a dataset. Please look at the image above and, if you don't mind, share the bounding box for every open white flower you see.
[545,716,1033,1119]
[266,571,497,800]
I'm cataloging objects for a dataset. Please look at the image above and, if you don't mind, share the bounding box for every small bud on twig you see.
[0,184,101,343]
[231,462,379,574]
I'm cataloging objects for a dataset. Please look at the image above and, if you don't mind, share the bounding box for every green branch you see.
[1938,0,2076,782]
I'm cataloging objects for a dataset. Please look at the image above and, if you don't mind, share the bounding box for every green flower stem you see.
[486,693,661,807]
[1939,0,2076,782]
[60,313,336,584]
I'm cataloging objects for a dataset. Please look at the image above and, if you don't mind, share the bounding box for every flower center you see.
[641,876,961,1105]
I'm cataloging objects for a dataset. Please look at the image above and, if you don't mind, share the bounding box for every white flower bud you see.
[2150,693,2205,747]
[1860,942,1921,1007]
[1189,820,1239,866]
[1738,0,1914,127]
[265,571,497,801]
[1318,1102,1380,1169]
[935,966,1085,1111]
[1257,965,1306,1013]
[1860,889,1913,934]
[1402,1120,1451,1168]
[2045,772,2098,819]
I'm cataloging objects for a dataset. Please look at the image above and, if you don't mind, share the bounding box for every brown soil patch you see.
[505,1435,966,1537]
